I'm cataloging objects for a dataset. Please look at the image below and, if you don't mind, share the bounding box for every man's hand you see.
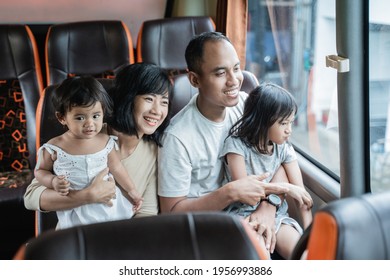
[231,174,288,206]
[247,202,277,253]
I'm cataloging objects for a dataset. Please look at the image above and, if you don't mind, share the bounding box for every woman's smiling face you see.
[133,92,169,137]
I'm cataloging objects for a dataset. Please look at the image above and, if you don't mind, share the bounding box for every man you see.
[158,32,288,254]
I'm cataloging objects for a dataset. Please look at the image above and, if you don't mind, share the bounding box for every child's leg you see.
[275,224,301,259]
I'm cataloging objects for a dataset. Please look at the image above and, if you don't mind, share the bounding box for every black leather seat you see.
[0,24,43,259]
[0,24,44,171]
[136,16,215,74]
[45,20,134,86]
[16,212,268,260]
[292,191,390,260]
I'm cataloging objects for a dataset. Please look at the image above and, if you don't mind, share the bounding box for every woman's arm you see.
[34,148,56,189]
[24,168,116,212]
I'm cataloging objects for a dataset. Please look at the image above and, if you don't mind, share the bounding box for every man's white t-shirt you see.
[158,91,247,198]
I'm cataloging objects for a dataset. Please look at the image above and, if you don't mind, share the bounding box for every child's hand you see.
[128,190,143,213]
[286,184,313,209]
[52,175,70,196]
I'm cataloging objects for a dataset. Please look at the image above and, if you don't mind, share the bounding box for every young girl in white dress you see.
[220,82,313,259]
[34,76,142,229]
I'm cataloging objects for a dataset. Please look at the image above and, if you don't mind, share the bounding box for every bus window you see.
[246,0,339,179]
[369,1,390,193]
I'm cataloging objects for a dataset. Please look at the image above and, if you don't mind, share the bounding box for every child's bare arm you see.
[283,161,313,229]
[107,149,143,211]
[34,149,70,195]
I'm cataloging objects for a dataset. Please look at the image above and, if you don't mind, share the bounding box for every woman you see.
[24,63,172,218]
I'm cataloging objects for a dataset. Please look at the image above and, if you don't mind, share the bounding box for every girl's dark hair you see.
[185,31,232,74]
[229,82,297,154]
[107,62,173,146]
[52,76,113,118]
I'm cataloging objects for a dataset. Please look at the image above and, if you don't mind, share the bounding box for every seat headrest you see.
[0,24,43,169]
[306,191,390,259]
[241,70,259,94]
[46,20,133,85]
[20,212,267,260]
[0,25,39,80]
[137,16,215,71]
[171,74,198,116]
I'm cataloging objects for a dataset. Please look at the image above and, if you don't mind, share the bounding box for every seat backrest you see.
[305,191,390,260]
[35,78,115,235]
[137,16,215,74]
[45,20,134,86]
[0,24,44,171]
[171,70,259,116]
[16,212,268,260]
[240,70,260,93]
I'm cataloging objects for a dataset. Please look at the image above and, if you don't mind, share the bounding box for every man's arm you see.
[24,168,116,212]
[159,182,235,213]
[160,174,287,213]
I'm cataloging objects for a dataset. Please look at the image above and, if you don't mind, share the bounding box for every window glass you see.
[246,0,339,178]
[369,1,390,193]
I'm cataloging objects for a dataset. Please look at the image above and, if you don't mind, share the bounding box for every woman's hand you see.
[85,168,117,206]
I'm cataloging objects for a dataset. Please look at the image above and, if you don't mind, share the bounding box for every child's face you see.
[58,102,104,139]
[268,113,295,145]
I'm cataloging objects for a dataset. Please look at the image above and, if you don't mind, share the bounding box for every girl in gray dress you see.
[220,82,313,259]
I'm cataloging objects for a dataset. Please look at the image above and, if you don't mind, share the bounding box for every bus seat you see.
[45,20,134,86]
[0,24,44,171]
[171,70,259,116]
[136,16,215,75]
[0,24,43,259]
[297,191,390,260]
[34,78,115,235]
[170,74,198,116]
[15,212,269,260]
[240,70,259,93]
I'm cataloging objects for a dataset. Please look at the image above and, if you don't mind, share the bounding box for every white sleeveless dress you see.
[36,136,133,229]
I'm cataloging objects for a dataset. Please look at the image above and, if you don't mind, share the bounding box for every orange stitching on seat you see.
[136,24,144,63]
[121,21,134,64]
[45,27,52,86]
[35,88,46,152]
